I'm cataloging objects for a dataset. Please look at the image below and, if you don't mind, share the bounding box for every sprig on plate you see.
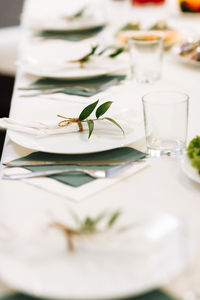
[187,136,200,173]
[51,210,122,252]
[98,45,125,58]
[64,6,87,22]
[57,100,124,138]
[68,45,98,67]
[68,44,124,67]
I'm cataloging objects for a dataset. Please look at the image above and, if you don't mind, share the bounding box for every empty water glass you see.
[128,35,163,83]
[142,91,189,156]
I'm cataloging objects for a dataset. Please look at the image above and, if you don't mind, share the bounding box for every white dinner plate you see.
[27,5,106,32]
[172,46,200,67]
[7,102,144,154]
[33,18,106,32]
[181,154,200,184]
[21,56,125,80]
[20,40,126,79]
[0,213,188,300]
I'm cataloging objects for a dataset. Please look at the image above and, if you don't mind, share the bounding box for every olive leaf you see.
[109,47,124,58]
[96,101,112,119]
[79,100,99,121]
[107,210,121,228]
[105,117,125,135]
[98,46,125,58]
[80,44,99,63]
[74,6,87,18]
[68,45,99,65]
[86,120,94,139]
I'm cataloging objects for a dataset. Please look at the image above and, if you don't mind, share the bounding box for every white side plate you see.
[181,154,200,184]
[0,213,188,300]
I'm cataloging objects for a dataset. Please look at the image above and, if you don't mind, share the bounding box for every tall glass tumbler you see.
[129,35,163,83]
[142,91,189,156]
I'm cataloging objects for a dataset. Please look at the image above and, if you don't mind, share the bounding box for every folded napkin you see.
[0,289,176,300]
[0,118,62,136]
[28,75,126,97]
[10,147,146,187]
[36,26,105,41]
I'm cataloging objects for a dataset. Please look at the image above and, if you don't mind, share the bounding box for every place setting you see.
[0,211,189,300]
[25,0,107,42]
[0,94,148,200]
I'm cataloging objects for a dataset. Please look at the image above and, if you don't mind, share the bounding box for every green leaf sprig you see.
[118,21,141,33]
[68,45,98,67]
[64,6,87,22]
[51,210,122,252]
[58,100,124,138]
[98,45,125,58]
[148,20,171,31]
[68,44,124,68]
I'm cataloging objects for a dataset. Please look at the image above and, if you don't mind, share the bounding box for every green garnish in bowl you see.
[187,136,200,173]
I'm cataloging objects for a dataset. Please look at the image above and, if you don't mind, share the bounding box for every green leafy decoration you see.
[109,47,124,58]
[86,120,94,139]
[68,45,99,65]
[79,100,99,121]
[118,21,140,33]
[107,210,121,228]
[105,117,125,135]
[148,21,171,31]
[98,46,125,58]
[96,101,112,119]
[58,100,125,138]
[74,6,86,18]
[51,210,123,252]
[187,136,200,171]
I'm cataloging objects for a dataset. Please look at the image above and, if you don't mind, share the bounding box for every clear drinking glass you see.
[142,91,189,157]
[128,35,163,83]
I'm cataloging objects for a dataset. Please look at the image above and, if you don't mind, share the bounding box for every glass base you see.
[135,74,160,84]
[147,140,185,157]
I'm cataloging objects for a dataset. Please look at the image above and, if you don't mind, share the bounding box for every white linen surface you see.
[1,0,200,298]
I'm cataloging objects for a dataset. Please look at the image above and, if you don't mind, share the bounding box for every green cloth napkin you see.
[36,25,105,41]
[0,289,177,300]
[30,75,126,97]
[12,147,146,187]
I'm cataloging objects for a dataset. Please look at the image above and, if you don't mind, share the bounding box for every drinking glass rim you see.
[142,90,189,105]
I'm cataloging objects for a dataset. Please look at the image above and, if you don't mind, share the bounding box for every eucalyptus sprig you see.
[68,45,98,67]
[64,6,87,22]
[98,45,125,58]
[58,100,124,138]
[51,210,122,252]
[68,44,124,68]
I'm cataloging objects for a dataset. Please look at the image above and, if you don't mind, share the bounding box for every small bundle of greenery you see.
[65,6,87,21]
[187,136,200,173]
[51,210,122,252]
[68,44,125,67]
[58,100,124,138]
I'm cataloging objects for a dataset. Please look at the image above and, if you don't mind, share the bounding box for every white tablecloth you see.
[0,0,200,298]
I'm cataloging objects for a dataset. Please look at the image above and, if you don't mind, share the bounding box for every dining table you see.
[0,0,200,299]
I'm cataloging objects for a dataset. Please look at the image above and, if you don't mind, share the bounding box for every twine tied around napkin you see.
[58,115,83,132]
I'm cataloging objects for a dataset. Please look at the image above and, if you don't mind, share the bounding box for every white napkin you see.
[0,109,141,137]
[2,161,149,201]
